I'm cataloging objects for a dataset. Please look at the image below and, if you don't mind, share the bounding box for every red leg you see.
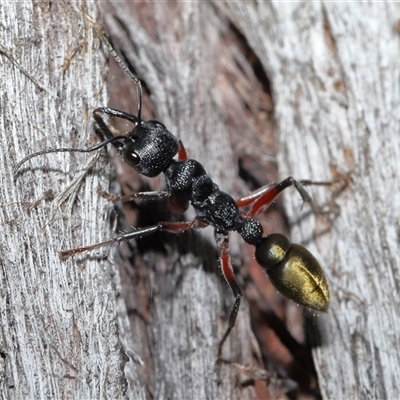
[236,178,328,209]
[214,231,243,359]
[243,177,311,218]
[165,140,190,214]
[178,139,188,161]
[60,218,207,258]
[236,184,275,208]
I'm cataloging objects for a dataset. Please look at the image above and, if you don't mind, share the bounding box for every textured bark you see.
[0,2,133,398]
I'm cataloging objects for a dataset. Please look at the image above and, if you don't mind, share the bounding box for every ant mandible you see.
[15,34,330,359]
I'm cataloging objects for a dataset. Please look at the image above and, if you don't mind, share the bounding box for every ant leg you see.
[92,107,142,150]
[98,186,189,213]
[60,218,207,258]
[92,110,124,151]
[298,179,334,187]
[178,140,188,161]
[236,179,332,209]
[99,188,188,214]
[236,184,276,208]
[215,231,243,359]
[98,188,170,203]
[240,177,312,218]
[237,178,335,215]
[94,107,139,124]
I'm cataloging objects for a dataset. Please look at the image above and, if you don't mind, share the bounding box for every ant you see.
[15,34,330,360]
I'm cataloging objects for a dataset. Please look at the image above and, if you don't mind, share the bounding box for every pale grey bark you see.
[0,1,133,398]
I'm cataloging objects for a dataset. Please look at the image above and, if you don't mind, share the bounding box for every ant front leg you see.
[214,231,243,360]
[94,107,139,125]
[93,107,138,154]
[92,106,143,152]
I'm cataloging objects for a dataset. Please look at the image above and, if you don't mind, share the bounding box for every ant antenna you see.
[101,33,142,125]
[13,136,129,174]
[14,33,143,175]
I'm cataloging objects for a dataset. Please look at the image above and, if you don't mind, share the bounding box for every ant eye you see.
[146,120,166,129]
[123,149,140,166]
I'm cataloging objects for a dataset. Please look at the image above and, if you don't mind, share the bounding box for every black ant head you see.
[100,36,179,177]
[121,120,179,177]
[14,36,181,179]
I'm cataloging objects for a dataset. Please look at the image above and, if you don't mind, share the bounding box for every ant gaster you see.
[15,34,330,358]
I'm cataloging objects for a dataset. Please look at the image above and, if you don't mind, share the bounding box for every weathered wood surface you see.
[0,1,137,398]
[2,1,400,399]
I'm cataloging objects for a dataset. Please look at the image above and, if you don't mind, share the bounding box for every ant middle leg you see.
[98,188,171,203]
[60,217,207,259]
[99,189,189,215]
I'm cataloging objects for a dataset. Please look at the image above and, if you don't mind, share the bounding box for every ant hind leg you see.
[214,231,243,360]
